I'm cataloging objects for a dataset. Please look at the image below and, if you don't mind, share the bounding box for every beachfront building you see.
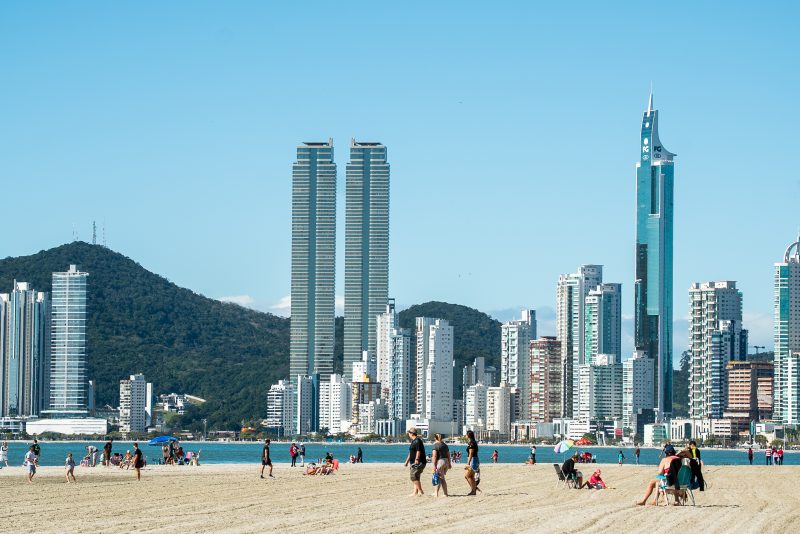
[462,356,493,397]
[0,283,50,417]
[530,337,562,422]
[319,373,352,434]
[387,327,412,421]
[351,372,381,432]
[634,92,676,422]
[424,319,454,423]
[725,361,774,421]
[557,265,603,417]
[774,235,800,424]
[266,379,295,436]
[688,281,747,419]
[357,398,389,435]
[295,374,319,436]
[500,310,536,421]
[343,140,390,383]
[465,383,488,431]
[486,383,513,437]
[45,265,89,417]
[375,299,397,399]
[119,373,150,434]
[584,283,622,364]
[577,355,623,421]
[291,141,336,431]
[622,350,655,433]
[414,317,436,415]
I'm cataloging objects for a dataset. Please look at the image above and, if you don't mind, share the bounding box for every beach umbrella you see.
[554,439,575,454]
[147,435,178,446]
[575,438,592,446]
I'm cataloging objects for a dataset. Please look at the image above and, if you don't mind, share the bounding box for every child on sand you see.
[65,453,77,483]
[587,469,606,489]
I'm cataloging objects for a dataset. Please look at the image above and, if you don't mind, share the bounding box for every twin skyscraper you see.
[290,139,390,430]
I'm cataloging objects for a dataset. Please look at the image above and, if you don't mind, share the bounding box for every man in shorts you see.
[404,427,426,496]
[261,439,274,479]
[25,445,38,483]
[103,438,113,467]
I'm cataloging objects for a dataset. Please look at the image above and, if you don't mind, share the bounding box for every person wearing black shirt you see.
[688,441,704,491]
[132,442,144,481]
[404,427,426,496]
[103,438,113,467]
[32,439,41,460]
[561,453,584,488]
[464,430,481,495]
[260,439,273,479]
[357,447,363,463]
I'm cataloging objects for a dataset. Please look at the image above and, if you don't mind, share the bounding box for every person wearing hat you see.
[404,427,426,496]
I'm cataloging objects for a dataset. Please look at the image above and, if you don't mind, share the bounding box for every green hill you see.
[398,301,501,398]
[0,242,289,430]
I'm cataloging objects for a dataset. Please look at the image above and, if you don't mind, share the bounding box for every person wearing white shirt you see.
[24,446,38,483]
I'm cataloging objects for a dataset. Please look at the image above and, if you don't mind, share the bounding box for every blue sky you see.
[2,1,797,359]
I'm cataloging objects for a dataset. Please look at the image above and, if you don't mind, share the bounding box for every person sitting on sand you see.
[636,450,690,505]
[587,469,606,489]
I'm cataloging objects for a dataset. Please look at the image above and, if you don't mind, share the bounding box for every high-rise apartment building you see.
[725,361,773,421]
[119,374,150,433]
[387,327,412,421]
[556,265,602,417]
[465,383,488,430]
[774,236,800,423]
[290,140,336,383]
[577,355,623,420]
[424,319,454,423]
[46,265,88,416]
[634,93,675,421]
[585,283,622,364]
[343,140,390,381]
[266,379,295,435]
[500,310,536,421]
[319,374,352,434]
[530,337,562,422]
[688,281,746,419]
[375,299,397,398]
[414,317,436,415]
[623,350,655,433]
[0,284,50,417]
[486,383,513,436]
[295,375,319,436]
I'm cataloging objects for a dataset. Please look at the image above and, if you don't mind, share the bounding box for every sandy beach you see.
[0,462,795,533]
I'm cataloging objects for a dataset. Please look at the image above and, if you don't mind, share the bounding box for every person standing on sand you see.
[492,450,498,463]
[765,448,772,466]
[289,443,298,467]
[132,442,144,481]
[688,441,704,491]
[431,434,451,497]
[464,430,481,496]
[357,447,363,463]
[778,447,784,466]
[747,447,753,465]
[261,439,274,479]
[529,445,536,465]
[24,445,37,483]
[404,427,426,496]
[103,438,113,467]
[618,450,625,465]
[634,446,640,465]
[299,443,306,466]
[65,452,77,483]
[0,441,8,468]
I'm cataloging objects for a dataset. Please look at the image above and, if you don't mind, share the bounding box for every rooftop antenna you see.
[72,224,78,242]
[92,221,97,245]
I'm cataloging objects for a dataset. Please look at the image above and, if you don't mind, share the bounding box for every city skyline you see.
[3,3,798,359]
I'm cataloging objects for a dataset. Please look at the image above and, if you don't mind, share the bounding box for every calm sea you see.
[0,441,784,467]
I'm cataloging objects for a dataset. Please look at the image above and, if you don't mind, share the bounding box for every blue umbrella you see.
[147,436,178,446]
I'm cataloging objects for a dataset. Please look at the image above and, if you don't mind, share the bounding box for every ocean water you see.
[0,440,785,468]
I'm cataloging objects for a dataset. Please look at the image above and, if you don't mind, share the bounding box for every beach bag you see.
[432,472,440,486]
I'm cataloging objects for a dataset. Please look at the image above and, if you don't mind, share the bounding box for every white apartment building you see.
[319,374,352,434]
[357,398,389,435]
[500,310,536,421]
[556,264,603,417]
[486,383,512,436]
[119,374,150,434]
[623,350,655,432]
[375,300,398,399]
[266,379,295,434]
[465,383,488,430]
[577,355,622,420]
[387,327,412,420]
[415,317,436,415]
[424,319,454,423]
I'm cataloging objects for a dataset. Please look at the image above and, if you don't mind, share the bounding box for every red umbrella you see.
[575,438,592,446]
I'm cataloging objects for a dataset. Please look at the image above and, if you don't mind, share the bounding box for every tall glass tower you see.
[634,93,675,421]
[290,140,336,382]
[774,235,800,424]
[46,265,88,416]
[343,140,390,382]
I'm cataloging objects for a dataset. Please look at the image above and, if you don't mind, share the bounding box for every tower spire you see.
[647,86,654,116]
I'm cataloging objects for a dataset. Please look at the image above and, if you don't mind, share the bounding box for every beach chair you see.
[553,464,576,489]
[656,465,694,506]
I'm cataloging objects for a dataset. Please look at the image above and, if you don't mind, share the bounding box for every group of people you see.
[288,442,306,467]
[404,428,481,498]
[764,446,785,465]
[560,452,607,489]
[636,441,705,505]
[20,439,145,483]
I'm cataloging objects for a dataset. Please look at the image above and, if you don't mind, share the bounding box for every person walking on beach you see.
[747,447,753,465]
[357,447,363,463]
[103,438,113,467]
[132,442,144,481]
[299,443,306,466]
[261,439,274,479]
[491,450,498,463]
[688,441,704,491]
[765,448,772,466]
[65,453,77,483]
[634,446,640,465]
[431,433,451,497]
[32,439,41,462]
[24,445,37,483]
[529,445,537,465]
[464,430,481,496]
[289,443,298,467]
[168,440,176,465]
[404,427,426,497]
[0,441,8,468]
[778,447,784,466]
[618,450,625,465]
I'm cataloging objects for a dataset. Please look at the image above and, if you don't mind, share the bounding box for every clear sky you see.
[2,1,798,359]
